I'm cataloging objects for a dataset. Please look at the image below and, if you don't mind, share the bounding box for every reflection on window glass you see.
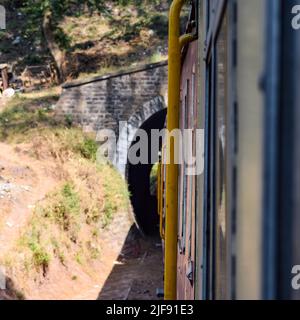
[215,11,228,300]
[179,80,189,253]
[188,72,196,261]
[182,81,189,253]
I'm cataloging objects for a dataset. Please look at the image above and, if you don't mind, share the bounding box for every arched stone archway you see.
[55,61,168,234]
[126,108,167,234]
[111,96,166,234]
[114,95,166,177]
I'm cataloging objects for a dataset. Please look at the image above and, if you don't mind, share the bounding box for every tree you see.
[20,0,169,82]
[22,0,108,82]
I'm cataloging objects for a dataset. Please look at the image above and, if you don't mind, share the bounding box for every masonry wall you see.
[55,61,168,137]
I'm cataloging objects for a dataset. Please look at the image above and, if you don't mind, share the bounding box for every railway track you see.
[98,226,163,301]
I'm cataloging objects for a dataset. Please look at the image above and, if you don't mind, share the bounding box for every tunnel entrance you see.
[126,109,167,235]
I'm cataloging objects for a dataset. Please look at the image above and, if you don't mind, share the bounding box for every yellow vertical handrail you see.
[165,0,196,300]
[165,0,185,300]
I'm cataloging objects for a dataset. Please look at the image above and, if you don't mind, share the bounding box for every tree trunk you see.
[42,10,67,83]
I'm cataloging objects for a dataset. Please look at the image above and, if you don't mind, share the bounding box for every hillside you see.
[0,1,170,84]
[0,0,174,300]
[0,90,132,299]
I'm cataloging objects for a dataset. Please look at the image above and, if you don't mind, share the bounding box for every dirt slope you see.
[0,140,132,300]
[0,142,57,257]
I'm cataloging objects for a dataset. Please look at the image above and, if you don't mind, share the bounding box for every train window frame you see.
[204,0,227,62]
[178,96,184,253]
[201,0,236,300]
[187,69,196,262]
[214,10,229,300]
[263,0,300,300]
[179,79,190,254]
[185,67,197,283]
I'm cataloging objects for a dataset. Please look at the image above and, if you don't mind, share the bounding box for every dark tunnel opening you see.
[127,109,167,235]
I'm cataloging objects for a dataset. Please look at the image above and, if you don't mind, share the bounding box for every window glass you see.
[182,81,190,253]
[214,11,228,299]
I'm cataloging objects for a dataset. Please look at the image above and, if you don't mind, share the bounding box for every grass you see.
[18,218,51,274]
[99,163,130,227]
[59,2,170,79]
[0,88,61,142]
[30,245,51,272]
[14,155,129,275]
[76,52,168,81]
[77,138,99,161]
[60,3,169,47]
[0,90,100,162]
[40,182,81,238]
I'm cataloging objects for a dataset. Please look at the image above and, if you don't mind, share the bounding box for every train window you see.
[207,0,216,30]
[179,80,190,253]
[180,101,186,252]
[206,58,215,300]
[178,98,185,253]
[214,11,228,300]
[185,66,197,284]
[187,69,196,263]
[182,81,190,253]
[206,0,210,31]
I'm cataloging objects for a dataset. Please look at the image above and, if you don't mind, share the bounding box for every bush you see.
[77,138,98,161]
[32,247,51,271]
[28,239,50,273]
[65,114,73,127]
[52,183,80,233]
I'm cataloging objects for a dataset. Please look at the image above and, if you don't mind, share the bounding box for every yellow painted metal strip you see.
[164,0,185,301]
[165,0,196,300]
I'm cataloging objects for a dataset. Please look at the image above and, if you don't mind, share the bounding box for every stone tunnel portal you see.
[126,109,167,235]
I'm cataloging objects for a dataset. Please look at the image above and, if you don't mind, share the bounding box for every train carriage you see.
[159,0,300,300]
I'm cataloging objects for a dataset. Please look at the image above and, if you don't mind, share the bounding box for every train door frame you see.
[194,1,206,300]
[261,0,281,300]
[262,0,300,300]
[276,0,299,299]
[200,0,237,300]
[177,39,198,300]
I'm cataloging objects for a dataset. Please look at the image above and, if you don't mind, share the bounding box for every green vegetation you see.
[1,1,171,82]
[150,162,158,196]
[0,0,175,299]
[30,243,51,272]
[0,88,60,142]
[100,163,130,227]
[20,0,171,47]
[18,216,51,273]
[77,138,99,161]
[40,182,81,237]
[0,89,130,278]
[21,0,108,48]
[0,90,99,163]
